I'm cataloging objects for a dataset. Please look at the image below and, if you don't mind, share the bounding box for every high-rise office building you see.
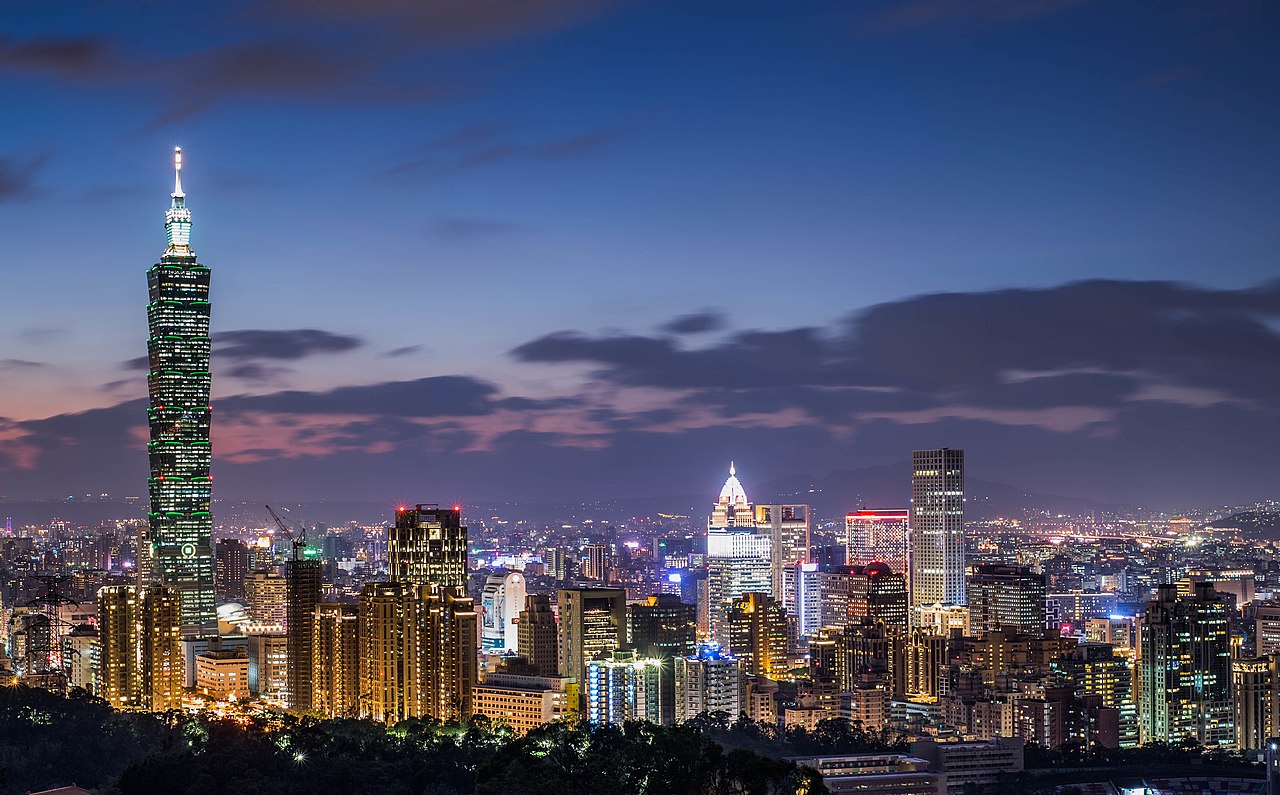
[782,562,824,638]
[247,632,288,703]
[390,505,468,592]
[706,464,771,645]
[543,546,571,582]
[418,586,478,722]
[909,449,965,626]
[628,594,697,661]
[96,584,183,711]
[847,563,909,630]
[581,544,611,581]
[480,570,526,652]
[215,539,249,602]
[244,570,287,626]
[756,504,810,604]
[845,510,909,572]
[1255,604,1280,656]
[585,648,665,725]
[967,565,1047,638]
[726,592,788,680]
[1139,582,1233,747]
[285,557,322,711]
[517,594,559,676]
[905,629,953,702]
[1050,642,1138,747]
[557,588,626,686]
[1233,657,1277,753]
[628,594,697,726]
[674,646,743,722]
[313,603,359,718]
[141,148,217,639]
[359,581,418,723]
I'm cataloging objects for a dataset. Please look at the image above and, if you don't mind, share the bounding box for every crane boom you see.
[265,504,307,561]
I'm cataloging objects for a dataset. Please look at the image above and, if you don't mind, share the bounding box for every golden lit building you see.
[138,586,184,712]
[472,672,578,734]
[517,594,558,676]
[195,648,249,701]
[313,602,360,718]
[390,505,467,591]
[359,581,419,723]
[96,586,139,709]
[417,586,477,722]
[726,592,788,680]
[96,584,183,711]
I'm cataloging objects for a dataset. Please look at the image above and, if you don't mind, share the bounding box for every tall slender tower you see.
[143,148,217,638]
[909,448,964,626]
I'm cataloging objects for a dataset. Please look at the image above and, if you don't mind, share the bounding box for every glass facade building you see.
[142,148,217,639]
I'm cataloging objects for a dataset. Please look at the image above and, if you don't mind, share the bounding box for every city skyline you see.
[6,5,1280,794]
[1,2,1279,509]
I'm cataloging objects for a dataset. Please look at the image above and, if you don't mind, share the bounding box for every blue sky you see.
[1,0,1278,507]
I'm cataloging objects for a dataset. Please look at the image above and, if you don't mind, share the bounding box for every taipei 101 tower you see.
[139,148,217,638]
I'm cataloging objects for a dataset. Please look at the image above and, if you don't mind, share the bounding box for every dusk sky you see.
[1,0,1278,508]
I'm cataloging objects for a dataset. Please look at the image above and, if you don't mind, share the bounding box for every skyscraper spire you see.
[164,147,192,254]
[172,146,184,200]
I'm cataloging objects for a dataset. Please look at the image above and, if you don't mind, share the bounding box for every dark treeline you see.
[0,687,828,795]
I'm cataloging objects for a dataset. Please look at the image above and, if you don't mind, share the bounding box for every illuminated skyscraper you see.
[480,570,526,652]
[244,570,287,626]
[138,586,184,712]
[557,587,626,685]
[313,603,360,718]
[417,586,477,722]
[358,581,418,723]
[96,586,138,709]
[967,564,1046,637]
[1139,582,1234,747]
[96,584,183,711]
[581,543,611,581]
[706,464,771,645]
[755,503,810,601]
[845,510,909,572]
[142,148,217,638]
[909,449,965,626]
[517,594,559,676]
[390,505,467,592]
[847,563,909,630]
[214,539,249,602]
[629,594,697,725]
[726,592,788,680]
[285,557,321,711]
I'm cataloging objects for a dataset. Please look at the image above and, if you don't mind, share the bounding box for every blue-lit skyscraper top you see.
[143,147,217,639]
[165,147,192,252]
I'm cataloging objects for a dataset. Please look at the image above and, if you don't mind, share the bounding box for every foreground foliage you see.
[0,687,826,795]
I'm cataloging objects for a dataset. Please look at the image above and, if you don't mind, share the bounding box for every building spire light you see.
[173,146,184,199]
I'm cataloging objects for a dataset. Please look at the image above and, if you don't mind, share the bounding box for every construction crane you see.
[265,505,308,562]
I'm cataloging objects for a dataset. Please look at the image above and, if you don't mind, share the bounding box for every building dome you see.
[718,461,749,505]
[217,602,249,635]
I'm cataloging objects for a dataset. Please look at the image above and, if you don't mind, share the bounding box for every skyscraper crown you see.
[165,147,192,255]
